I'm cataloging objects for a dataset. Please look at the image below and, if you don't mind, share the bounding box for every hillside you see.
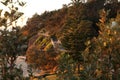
[21,0,120,76]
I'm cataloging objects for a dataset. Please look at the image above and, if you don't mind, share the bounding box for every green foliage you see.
[61,20,97,62]
[57,52,77,80]
[81,10,120,80]
[57,2,120,79]
[1,66,24,80]
[22,0,120,79]
[0,0,27,79]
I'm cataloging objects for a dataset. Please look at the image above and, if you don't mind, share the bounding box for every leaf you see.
[17,0,26,7]
[11,10,16,15]
[0,9,3,16]
[4,11,10,18]
[0,18,7,25]
[15,7,18,10]
[13,12,24,20]
[1,0,9,6]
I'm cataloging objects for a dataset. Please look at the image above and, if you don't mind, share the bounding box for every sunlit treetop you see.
[0,0,26,29]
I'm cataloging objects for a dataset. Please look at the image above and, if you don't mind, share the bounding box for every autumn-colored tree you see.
[26,35,58,73]
[81,9,120,80]
[105,2,120,19]
[23,13,42,38]
[22,0,120,79]
[57,1,120,79]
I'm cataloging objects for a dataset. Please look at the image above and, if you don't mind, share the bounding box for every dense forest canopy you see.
[0,0,120,79]
[25,0,120,72]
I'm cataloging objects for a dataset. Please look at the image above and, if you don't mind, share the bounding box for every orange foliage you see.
[22,30,29,36]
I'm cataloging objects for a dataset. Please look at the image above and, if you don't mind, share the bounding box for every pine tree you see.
[82,9,120,80]
[0,0,26,79]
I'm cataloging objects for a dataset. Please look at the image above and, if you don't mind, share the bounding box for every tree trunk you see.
[78,63,80,74]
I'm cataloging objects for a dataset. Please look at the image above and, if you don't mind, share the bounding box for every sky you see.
[0,0,71,26]
[16,0,71,26]
[23,0,71,17]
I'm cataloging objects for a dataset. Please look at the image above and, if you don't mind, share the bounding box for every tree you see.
[57,52,77,80]
[106,0,118,3]
[82,9,120,80]
[26,35,58,73]
[0,0,26,79]
[71,0,82,5]
[60,19,97,74]
[56,0,120,80]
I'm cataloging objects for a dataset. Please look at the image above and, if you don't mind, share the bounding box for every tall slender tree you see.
[0,0,26,79]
